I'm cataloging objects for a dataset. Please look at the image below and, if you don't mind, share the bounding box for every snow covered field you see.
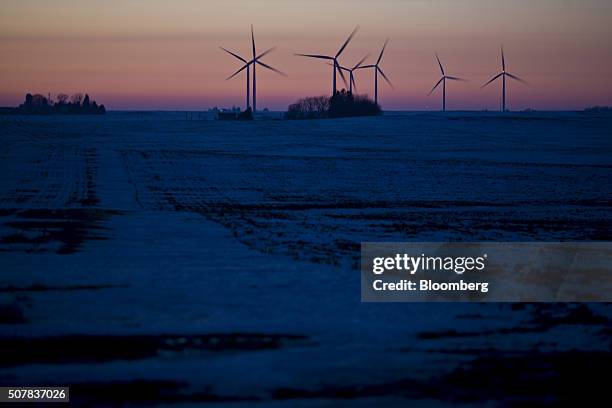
[0,112,611,405]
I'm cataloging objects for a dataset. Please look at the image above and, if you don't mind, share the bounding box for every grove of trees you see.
[16,93,106,115]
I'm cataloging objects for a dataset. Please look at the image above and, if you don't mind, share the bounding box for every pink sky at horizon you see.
[1,0,611,111]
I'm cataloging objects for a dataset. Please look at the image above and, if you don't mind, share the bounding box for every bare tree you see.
[71,93,83,105]
[57,94,69,104]
[31,94,48,106]
[286,95,331,119]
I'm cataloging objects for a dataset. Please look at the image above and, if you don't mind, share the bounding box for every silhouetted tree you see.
[286,92,379,119]
[285,96,330,119]
[328,91,380,118]
[31,94,48,107]
[71,93,83,106]
[56,94,69,104]
[83,94,90,109]
[19,93,49,113]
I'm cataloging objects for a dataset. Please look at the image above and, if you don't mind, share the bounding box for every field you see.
[1,112,611,405]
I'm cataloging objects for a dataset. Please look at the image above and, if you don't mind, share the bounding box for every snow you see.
[0,111,611,404]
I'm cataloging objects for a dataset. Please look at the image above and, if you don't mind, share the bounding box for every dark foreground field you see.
[0,112,611,406]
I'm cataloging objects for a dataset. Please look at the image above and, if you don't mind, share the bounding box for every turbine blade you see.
[435,52,445,75]
[351,74,357,91]
[295,53,334,60]
[336,25,359,58]
[506,72,527,84]
[328,62,349,71]
[378,67,394,89]
[355,64,375,70]
[336,61,349,88]
[481,72,502,88]
[220,47,247,63]
[251,25,256,59]
[501,45,505,71]
[377,38,389,65]
[226,62,249,80]
[256,46,276,60]
[256,60,287,77]
[428,77,444,96]
[445,76,466,81]
[353,53,370,70]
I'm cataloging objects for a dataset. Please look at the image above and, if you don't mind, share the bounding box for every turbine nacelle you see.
[296,26,359,94]
[356,43,393,82]
[226,48,286,81]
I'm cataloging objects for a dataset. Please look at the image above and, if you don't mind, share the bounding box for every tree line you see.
[14,93,106,115]
[286,90,381,119]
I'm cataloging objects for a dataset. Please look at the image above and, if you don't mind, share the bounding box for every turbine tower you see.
[335,54,369,94]
[427,53,466,112]
[251,25,257,112]
[222,25,286,113]
[296,26,358,95]
[481,46,527,112]
[356,39,393,105]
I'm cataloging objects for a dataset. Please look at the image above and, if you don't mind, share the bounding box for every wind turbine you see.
[481,46,527,112]
[356,39,393,105]
[428,53,466,112]
[296,26,358,95]
[222,25,286,113]
[335,54,370,94]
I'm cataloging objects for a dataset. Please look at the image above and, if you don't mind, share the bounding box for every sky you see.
[1,0,611,111]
